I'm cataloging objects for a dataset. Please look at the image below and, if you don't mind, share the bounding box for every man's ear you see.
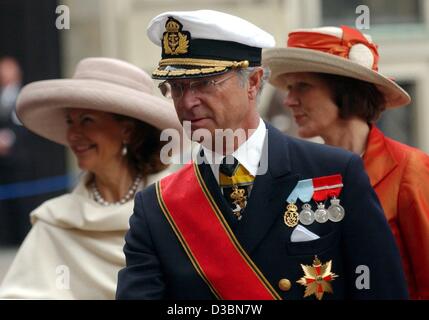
[247,68,264,101]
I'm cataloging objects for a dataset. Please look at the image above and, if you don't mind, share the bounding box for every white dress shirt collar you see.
[201,118,267,183]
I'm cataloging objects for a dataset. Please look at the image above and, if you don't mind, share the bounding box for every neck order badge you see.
[219,157,255,220]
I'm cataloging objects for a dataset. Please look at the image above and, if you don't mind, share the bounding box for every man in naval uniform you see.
[116,10,407,300]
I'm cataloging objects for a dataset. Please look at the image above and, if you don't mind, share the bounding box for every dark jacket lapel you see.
[235,124,300,254]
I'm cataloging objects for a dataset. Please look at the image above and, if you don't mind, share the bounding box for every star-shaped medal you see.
[297,256,338,300]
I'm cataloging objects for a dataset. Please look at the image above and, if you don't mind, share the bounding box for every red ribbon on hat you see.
[287,25,379,71]
[312,174,343,202]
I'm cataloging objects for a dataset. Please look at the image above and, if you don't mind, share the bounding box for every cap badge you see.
[163,17,190,55]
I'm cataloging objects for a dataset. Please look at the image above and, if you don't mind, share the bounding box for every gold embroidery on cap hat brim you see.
[159,58,249,69]
[152,66,228,78]
[153,59,250,78]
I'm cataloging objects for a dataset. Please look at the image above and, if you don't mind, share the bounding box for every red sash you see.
[156,162,281,300]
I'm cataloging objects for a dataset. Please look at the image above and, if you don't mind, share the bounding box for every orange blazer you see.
[363,125,429,299]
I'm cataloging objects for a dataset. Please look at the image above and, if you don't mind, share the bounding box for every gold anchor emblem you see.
[284,203,299,227]
[163,17,190,55]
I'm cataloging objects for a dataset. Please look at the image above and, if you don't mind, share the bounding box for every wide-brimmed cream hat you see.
[16,57,181,145]
[263,26,410,108]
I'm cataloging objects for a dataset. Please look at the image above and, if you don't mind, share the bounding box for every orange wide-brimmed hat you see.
[263,26,410,108]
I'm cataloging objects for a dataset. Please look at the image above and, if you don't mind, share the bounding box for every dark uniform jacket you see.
[117,124,408,300]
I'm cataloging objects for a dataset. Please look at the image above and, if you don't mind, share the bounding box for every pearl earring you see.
[121,144,128,156]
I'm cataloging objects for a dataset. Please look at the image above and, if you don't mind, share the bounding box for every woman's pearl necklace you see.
[92,174,142,206]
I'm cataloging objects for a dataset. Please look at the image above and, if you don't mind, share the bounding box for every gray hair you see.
[236,66,270,104]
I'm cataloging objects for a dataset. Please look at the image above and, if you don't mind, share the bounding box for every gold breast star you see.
[297,256,338,300]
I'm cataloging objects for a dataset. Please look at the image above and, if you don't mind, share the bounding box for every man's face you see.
[170,71,260,140]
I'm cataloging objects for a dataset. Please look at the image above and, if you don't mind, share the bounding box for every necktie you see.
[219,156,255,220]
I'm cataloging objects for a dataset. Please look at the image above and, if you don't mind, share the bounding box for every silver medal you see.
[299,203,315,225]
[315,203,329,223]
[328,198,345,222]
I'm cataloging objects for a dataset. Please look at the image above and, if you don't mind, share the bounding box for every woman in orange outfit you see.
[263,25,429,299]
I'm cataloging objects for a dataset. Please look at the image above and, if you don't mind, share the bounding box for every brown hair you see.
[317,73,386,122]
[113,114,168,177]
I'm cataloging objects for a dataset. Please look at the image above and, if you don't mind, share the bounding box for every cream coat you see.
[0,175,134,299]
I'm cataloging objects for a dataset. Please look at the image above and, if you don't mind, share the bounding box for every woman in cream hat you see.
[263,26,429,299]
[0,57,180,299]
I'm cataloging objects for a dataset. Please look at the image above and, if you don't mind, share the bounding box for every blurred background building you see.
[1,0,429,281]
[0,0,66,264]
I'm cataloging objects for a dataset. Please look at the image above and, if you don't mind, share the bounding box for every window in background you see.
[321,0,423,26]
[376,82,416,147]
